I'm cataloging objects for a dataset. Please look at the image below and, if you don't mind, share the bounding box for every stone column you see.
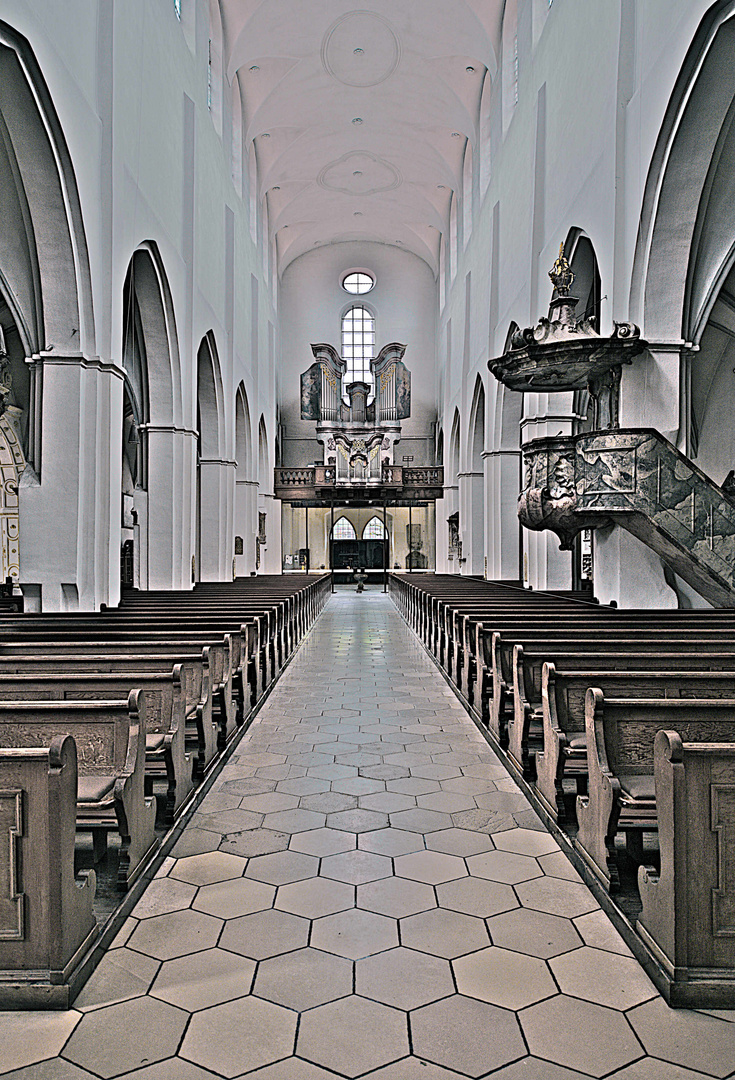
[198,458,236,581]
[144,425,198,590]
[484,449,522,581]
[20,354,124,611]
[234,478,258,576]
[458,470,484,575]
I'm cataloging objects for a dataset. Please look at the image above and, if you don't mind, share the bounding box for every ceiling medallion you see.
[318,151,402,195]
[322,11,401,88]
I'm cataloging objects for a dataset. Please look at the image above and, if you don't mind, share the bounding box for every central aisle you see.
[10,591,735,1080]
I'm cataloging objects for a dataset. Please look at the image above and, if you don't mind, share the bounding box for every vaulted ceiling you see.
[220,1,503,275]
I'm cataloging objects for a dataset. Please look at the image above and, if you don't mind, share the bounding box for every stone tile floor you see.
[3,590,735,1079]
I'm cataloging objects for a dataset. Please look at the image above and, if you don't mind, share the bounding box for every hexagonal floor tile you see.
[394,849,467,885]
[332,776,386,796]
[310,907,398,959]
[390,808,454,833]
[426,828,495,858]
[521,995,644,1077]
[627,997,735,1077]
[360,1060,471,1080]
[538,850,584,881]
[441,776,497,796]
[416,792,477,814]
[289,827,356,856]
[245,850,319,885]
[572,910,633,956]
[276,777,331,796]
[387,777,442,796]
[129,877,197,920]
[264,808,327,833]
[219,908,309,959]
[254,947,352,1010]
[357,875,437,918]
[327,808,389,832]
[169,851,246,886]
[150,947,255,1011]
[63,996,187,1079]
[453,945,556,1010]
[411,994,525,1077]
[127,909,222,961]
[487,907,583,958]
[467,849,543,884]
[436,875,517,918]
[515,876,599,919]
[358,828,424,856]
[276,875,354,918]
[192,876,275,919]
[180,996,297,1078]
[243,1060,351,1080]
[320,848,392,884]
[550,946,657,1010]
[73,948,159,1012]
[450,808,515,833]
[400,907,490,958]
[297,995,409,1077]
[493,827,560,856]
[356,946,454,1010]
[238,792,300,814]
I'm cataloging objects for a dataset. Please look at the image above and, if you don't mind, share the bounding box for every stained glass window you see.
[332,517,357,540]
[363,517,387,539]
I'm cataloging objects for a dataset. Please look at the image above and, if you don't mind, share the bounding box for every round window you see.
[342,271,375,294]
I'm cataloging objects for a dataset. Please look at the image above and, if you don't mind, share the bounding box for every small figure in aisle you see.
[355,567,368,593]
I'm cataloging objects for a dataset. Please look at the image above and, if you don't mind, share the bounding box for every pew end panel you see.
[0,735,98,1008]
[637,731,735,1008]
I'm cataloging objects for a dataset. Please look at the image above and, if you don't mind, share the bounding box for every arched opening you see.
[234,383,254,576]
[196,333,227,581]
[0,23,96,608]
[120,244,184,591]
[231,73,243,195]
[447,408,461,571]
[464,376,486,575]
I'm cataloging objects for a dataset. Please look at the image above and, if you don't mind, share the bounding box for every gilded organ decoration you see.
[299,341,411,487]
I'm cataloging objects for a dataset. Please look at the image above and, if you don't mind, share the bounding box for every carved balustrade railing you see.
[519,428,735,606]
[404,467,443,486]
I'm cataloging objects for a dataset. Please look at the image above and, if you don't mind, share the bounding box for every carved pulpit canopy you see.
[488,243,647,429]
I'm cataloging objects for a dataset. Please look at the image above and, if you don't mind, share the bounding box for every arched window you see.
[332,517,357,540]
[362,517,387,540]
[342,306,375,399]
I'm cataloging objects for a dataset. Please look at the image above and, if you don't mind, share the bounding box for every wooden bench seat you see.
[0,691,158,889]
[531,665,735,824]
[575,690,735,892]
[636,729,735,1007]
[0,668,193,822]
[0,734,98,1007]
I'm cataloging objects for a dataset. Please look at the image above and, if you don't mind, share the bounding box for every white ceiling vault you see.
[220,1,503,276]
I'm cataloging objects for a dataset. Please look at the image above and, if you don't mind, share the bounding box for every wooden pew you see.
[0,645,218,779]
[575,690,735,892]
[637,729,735,1007]
[0,692,158,889]
[0,734,98,1008]
[0,667,193,823]
[533,664,735,823]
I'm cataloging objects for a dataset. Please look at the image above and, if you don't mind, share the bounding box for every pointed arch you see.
[0,21,95,355]
[235,383,252,481]
[362,516,387,540]
[197,332,224,460]
[258,414,269,485]
[630,2,735,340]
[449,407,461,483]
[332,516,357,540]
[469,375,486,470]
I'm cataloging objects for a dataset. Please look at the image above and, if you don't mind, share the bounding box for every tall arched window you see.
[362,517,387,540]
[342,306,375,400]
[332,517,357,540]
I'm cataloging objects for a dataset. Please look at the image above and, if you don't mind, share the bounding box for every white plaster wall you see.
[3,0,279,607]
